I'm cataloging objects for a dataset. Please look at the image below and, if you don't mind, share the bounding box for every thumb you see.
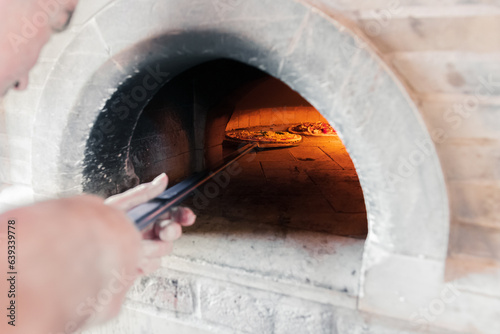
[104,173,168,211]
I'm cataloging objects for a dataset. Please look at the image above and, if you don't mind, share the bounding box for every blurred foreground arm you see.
[0,173,195,333]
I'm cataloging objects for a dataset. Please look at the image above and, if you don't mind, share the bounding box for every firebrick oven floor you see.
[182,135,368,239]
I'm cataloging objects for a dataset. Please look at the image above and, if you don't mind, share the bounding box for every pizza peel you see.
[127,142,261,231]
[223,138,302,148]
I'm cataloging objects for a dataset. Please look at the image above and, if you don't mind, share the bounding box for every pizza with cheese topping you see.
[288,122,337,136]
[225,130,302,145]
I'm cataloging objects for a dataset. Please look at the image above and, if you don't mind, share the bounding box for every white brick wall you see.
[88,269,460,334]
[343,1,500,266]
[128,270,195,315]
[390,52,500,95]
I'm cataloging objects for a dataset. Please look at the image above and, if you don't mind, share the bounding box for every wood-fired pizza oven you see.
[17,0,455,332]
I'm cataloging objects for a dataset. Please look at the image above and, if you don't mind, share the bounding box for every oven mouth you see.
[83,58,368,239]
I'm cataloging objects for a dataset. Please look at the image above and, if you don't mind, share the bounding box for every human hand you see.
[1,195,143,333]
[104,173,196,275]
[0,174,196,334]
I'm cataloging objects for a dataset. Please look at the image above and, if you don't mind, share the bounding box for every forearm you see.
[0,219,60,333]
[0,196,141,333]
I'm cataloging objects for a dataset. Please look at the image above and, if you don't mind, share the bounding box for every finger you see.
[159,207,196,227]
[143,207,196,240]
[157,222,182,242]
[104,173,168,211]
[177,207,196,227]
[141,239,174,258]
[143,214,174,240]
[152,220,180,241]
[145,221,181,241]
[141,224,158,240]
[137,258,161,276]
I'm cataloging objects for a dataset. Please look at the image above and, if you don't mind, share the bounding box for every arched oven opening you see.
[127,59,368,239]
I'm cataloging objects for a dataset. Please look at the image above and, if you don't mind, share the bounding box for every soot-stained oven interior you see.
[128,59,368,238]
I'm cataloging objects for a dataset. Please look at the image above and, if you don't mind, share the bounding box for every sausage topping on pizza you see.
[288,121,336,136]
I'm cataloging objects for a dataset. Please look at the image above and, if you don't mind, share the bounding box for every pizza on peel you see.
[225,129,302,146]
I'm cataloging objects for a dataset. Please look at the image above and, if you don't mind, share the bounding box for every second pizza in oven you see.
[288,121,337,136]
